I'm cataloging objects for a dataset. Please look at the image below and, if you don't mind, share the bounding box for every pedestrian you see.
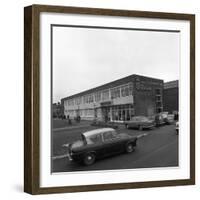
[67,115,72,125]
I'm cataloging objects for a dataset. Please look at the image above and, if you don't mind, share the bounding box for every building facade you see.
[163,80,179,113]
[61,75,164,122]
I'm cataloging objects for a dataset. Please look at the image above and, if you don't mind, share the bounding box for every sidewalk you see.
[53,120,91,132]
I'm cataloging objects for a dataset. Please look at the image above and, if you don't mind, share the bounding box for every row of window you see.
[65,105,135,121]
[65,109,95,117]
[66,83,133,106]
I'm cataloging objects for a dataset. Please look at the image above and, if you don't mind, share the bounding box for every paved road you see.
[52,124,178,173]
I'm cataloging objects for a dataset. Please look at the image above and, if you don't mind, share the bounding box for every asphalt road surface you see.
[52,124,178,173]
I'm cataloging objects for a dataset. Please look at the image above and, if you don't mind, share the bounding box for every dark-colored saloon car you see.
[124,116,155,130]
[64,128,137,165]
[152,114,165,127]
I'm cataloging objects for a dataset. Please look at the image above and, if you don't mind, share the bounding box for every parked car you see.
[124,116,155,130]
[164,114,175,125]
[175,122,179,134]
[63,128,137,165]
[160,112,175,125]
[153,113,165,127]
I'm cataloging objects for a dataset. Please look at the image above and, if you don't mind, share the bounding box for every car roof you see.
[82,128,115,137]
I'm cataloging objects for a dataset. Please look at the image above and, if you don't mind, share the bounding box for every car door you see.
[87,133,104,158]
[102,131,122,156]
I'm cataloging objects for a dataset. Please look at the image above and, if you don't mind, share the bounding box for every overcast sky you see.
[53,26,179,103]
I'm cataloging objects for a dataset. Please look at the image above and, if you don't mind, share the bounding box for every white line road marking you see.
[62,143,70,148]
[52,154,69,160]
[137,133,149,139]
[53,124,89,132]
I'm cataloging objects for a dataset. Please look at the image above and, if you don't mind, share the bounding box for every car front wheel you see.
[125,143,135,153]
[83,153,96,165]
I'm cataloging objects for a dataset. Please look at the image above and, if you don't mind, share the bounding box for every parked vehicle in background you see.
[175,122,179,134]
[63,128,137,165]
[164,114,175,125]
[161,112,168,118]
[160,112,175,125]
[124,116,155,130]
[153,113,165,127]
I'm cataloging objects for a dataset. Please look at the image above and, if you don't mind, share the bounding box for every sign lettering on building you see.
[135,77,162,91]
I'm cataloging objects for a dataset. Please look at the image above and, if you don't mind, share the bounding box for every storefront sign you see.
[100,101,112,107]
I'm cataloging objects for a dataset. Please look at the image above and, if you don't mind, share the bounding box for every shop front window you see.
[110,105,134,122]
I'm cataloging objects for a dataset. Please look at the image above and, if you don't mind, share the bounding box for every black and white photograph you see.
[23,5,195,194]
[51,24,180,173]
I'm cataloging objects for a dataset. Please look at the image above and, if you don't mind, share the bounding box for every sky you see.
[52,26,180,103]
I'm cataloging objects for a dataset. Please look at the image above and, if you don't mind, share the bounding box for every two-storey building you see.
[163,80,179,113]
[61,74,164,122]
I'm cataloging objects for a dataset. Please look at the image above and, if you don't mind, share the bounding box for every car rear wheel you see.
[83,153,96,165]
[125,143,135,153]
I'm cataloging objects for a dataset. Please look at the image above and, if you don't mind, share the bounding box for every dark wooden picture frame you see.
[24,4,195,195]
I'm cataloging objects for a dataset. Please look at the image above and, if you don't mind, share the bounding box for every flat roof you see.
[61,74,163,101]
[164,80,178,89]
[82,128,115,137]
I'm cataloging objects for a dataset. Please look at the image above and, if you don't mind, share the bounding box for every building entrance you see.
[111,105,134,122]
[101,107,110,122]
[101,104,134,122]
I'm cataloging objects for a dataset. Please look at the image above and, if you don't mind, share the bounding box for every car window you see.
[140,117,148,121]
[103,131,117,141]
[88,134,102,144]
[131,117,138,121]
